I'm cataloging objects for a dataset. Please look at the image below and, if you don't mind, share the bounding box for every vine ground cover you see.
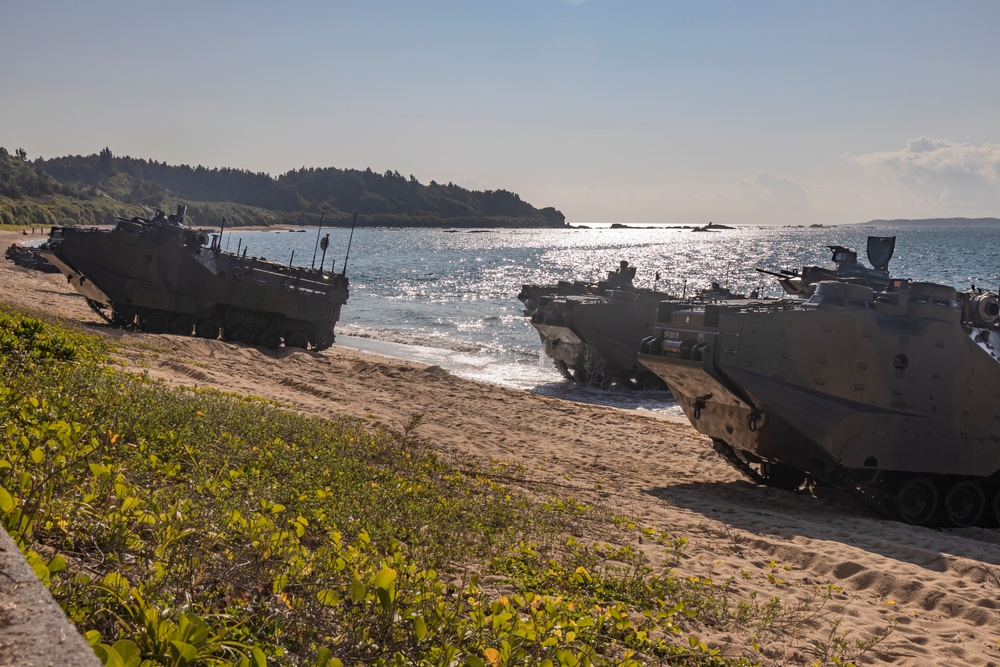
[0,305,892,666]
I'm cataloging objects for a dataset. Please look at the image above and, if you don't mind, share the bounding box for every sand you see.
[3,229,1000,666]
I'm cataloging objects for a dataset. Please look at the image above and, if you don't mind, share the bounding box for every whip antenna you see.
[311,211,325,269]
[342,211,358,275]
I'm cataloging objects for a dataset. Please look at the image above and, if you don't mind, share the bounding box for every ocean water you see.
[215,224,1000,415]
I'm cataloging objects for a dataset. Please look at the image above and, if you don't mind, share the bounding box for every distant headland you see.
[857,217,1000,226]
[0,146,566,229]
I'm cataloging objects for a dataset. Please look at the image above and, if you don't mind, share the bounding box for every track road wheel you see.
[195,321,219,339]
[257,329,281,349]
[990,489,1000,527]
[139,311,169,334]
[310,328,335,351]
[232,325,254,345]
[896,476,939,526]
[944,480,985,528]
[760,462,806,491]
[286,333,308,349]
[168,317,193,336]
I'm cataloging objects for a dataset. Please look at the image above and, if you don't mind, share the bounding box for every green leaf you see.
[374,566,397,610]
[47,553,67,574]
[111,639,142,667]
[84,629,102,647]
[316,589,339,606]
[373,566,397,590]
[413,616,427,641]
[315,647,341,667]
[0,486,14,514]
[349,573,366,603]
[30,447,44,464]
[272,573,289,594]
[94,644,125,667]
[251,646,268,667]
[176,614,209,647]
[25,551,49,584]
[168,640,198,666]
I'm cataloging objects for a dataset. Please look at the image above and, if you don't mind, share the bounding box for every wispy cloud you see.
[849,137,1000,206]
[739,170,809,208]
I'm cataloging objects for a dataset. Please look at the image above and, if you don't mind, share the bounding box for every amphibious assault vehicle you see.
[517,260,641,317]
[639,278,1000,527]
[39,207,349,350]
[520,262,750,389]
[518,261,681,388]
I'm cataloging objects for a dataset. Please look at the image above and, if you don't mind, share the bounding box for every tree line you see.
[11,147,566,228]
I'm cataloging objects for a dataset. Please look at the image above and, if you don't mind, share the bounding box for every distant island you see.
[591,221,736,231]
[0,147,567,229]
[858,217,1000,226]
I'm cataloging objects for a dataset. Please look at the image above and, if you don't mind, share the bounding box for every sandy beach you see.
[4,229,1000,666]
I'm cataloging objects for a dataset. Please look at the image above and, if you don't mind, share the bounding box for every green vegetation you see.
[0,147,143,227]
[0,305,893,666]
[0,147,566,228]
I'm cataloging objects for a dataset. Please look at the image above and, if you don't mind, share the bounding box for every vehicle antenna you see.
[311,211,325,269]
[342,211,358,275]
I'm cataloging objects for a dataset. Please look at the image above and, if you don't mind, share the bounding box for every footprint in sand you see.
[832,561,866,579]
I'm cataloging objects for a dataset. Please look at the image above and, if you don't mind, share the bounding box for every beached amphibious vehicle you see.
[519,262,685,388]
[639,277,1000,527]
[520,262,750,389]
[39,207,349,350]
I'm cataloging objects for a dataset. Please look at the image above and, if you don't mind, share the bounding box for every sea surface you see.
[214,223,1000,416]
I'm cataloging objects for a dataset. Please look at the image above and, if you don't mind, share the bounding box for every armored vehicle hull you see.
[532,289,671,388]
[517,260,641,317]
[40,217,349,350]
[519,261,682,388]
[639,279,1000,527]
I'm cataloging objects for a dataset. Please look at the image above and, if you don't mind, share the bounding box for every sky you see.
[3,1,1000,226]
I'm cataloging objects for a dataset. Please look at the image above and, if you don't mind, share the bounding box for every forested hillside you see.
[0,147,566,228]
